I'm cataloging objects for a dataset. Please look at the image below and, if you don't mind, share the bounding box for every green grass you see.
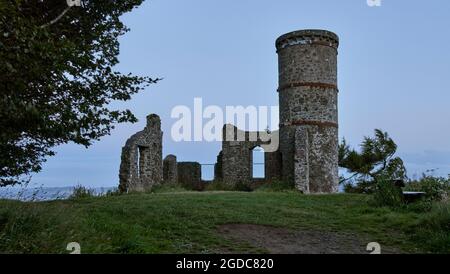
[0,191,448,254]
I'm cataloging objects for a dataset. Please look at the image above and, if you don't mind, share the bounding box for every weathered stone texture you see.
[279,87,338,124]
[294,126,309,193]
[265,150,282,181]
[119,114,163,192]
[163,154,178,183]
[276,29,339,193]
[221,124,280,185]
[177,162,203,190]
[214,151,223,180]
[294,126,339,193]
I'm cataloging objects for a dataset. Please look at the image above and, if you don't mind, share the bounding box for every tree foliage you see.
[339,129,407,188]
[0,0,159,186]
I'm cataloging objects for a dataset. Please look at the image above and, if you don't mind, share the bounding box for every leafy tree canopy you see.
[0,0,159,186]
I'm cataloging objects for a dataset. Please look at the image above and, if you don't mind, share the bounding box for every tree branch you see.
[39,6,72,29]
[339,173,359,184]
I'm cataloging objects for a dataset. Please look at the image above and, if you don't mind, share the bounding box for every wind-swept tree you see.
[339,129,407,191]
[0,0,159,186]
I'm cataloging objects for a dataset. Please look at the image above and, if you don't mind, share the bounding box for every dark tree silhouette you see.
[339,129,407,186]
[0,0,159,186]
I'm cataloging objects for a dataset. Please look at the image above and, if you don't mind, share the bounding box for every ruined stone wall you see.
[177,162,203,190]
[163,155,178,183]
[221,124,280,185]
[119,114,163,192]
[214,151,223,180]
[265,151,282,181]
[118,30,340,194]
[276,29,339,193]
[221,125,251,184]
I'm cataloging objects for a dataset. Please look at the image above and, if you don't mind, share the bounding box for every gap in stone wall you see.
[201,165,214,181]
[252,146,265,179]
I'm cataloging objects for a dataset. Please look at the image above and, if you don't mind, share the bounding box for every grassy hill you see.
[0,189,448,254]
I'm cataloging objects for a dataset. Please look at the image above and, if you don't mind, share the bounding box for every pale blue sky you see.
[29,0,450,187]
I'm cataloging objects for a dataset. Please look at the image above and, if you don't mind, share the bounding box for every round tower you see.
[276,29,339,193]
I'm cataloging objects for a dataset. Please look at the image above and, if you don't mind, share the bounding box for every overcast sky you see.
[27,0,450,188]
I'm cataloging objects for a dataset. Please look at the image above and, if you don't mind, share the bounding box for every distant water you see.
[0,186,117,201]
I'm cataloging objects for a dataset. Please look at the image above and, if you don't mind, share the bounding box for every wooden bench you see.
[391,180,426,203]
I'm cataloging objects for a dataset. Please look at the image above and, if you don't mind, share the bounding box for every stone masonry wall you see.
[265,151,282,181]
[163,154,178,183]
[214,151,223,180]
[177,162,203,190]
[221,124,280,185]
[119,114,163,192]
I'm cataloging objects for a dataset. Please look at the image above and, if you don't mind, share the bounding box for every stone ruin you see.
[177,162,203,190]
[163,155,177,184]
[119,114,163,192]
[119,29,340,194]
[216,124,281,184]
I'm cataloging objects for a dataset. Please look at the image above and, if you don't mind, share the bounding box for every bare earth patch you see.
[217,224,398,254]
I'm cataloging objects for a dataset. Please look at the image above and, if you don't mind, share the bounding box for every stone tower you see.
[276,29,339,193]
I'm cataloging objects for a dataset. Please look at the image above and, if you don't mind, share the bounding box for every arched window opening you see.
[252,146,265,179]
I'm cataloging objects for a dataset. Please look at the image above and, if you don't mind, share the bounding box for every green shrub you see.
[404,199,433,213]
[234,181,252,192]
[69,185,95,200]
[204,181,238,192]
[104,188,122,197]
[203,181,255,192]
[255,180,294,192]
[205,180,295,193]
[371,177,404,208]
[343,180,376,194]
[149,183,189,193]
[405,175,449,202]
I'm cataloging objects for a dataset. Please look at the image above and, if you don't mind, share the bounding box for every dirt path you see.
[217,224,399,254]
